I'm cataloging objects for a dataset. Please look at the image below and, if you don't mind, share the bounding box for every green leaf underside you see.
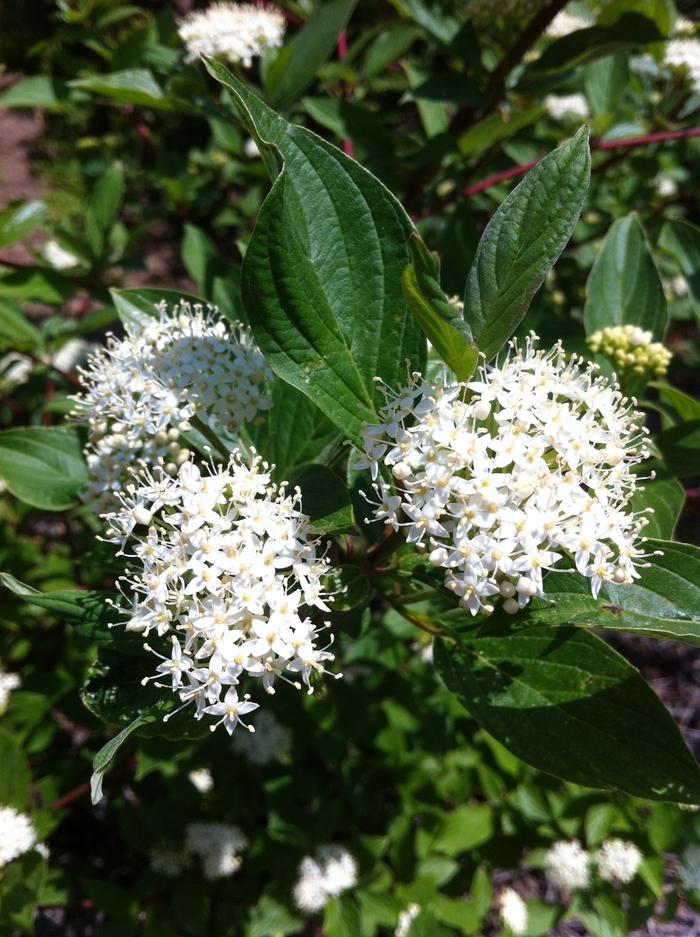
[0,426,87,510]
[403,234,479,381]
[584,213,668,339]
[435,627,700,803]
[464,128,591,361]
[204,58,425,446]
[110,286,205,333]
[90,711,157,804]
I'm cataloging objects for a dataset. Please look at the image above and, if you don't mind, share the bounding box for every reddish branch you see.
[462,127,700,198]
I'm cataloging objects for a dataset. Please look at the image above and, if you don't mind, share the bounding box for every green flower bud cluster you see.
[587,325,671,379]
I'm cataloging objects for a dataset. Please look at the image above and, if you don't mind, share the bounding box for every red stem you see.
[50,781,91,811]
[462,127,700,198]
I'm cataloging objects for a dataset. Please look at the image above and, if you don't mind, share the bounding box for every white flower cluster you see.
[544,838,641,891]
[587,324,672,380]
[544,839,591,891]
[0,807,36,867]
[0,668,20,712]
[231,709,291,764]
[358,336,650,616]
[544,93,589,121]
[150,822,247,880]
[679,844,700,890]
[293,846,358,913]
[179,2,285,66]
[105,455,338,732]
[73,300,271,514]
[395,903,421,937]
[498,887,528,935]
[188,768,214,793]
[596,838,642,884]
[665,19,700,91]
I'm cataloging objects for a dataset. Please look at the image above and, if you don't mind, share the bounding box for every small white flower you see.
[0,807,36,866]
[43,239,79,270]
[0,669,21,712]
[546,9,590,37]
[544,839,591,891]
[179,2,286,67]
[498,887,528,936]
[231,710,291,764]
[184,822,247,880]
[596,838,642,884]
[395,903,420,937]
[188,768,214,793]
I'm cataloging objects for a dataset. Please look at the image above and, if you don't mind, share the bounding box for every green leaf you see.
[70,69,171,109]
[90,710,157,804]
[402,234,479,380]
[404,62,450,139]
[249,896,302,937]
[525,13,662,76]
[584,803,618,847]
[0,267,72,304]
[110,286,204,333]
[0,728,30,809]
[0,572,117,639]
[658,219,700,319]
[324,896,362,937]
[266,0,357,109]
[435,626,700,804]
[364,25,421,76]
[249,381,341,481]
[651,381,700,423]
[0,201,46,249]
[656,420,700,478]
[432,804,494,856]
[457,107,545,158]
[85,163,125,257]
[0,301,43,352]
[628,459,683,539]
[0,75,70,109]
[464,128,591,361]
[205,59,425,445]
[288,463,355,534]
[584,54,629,117]
[584,214,667,339]
[0,426,86,510]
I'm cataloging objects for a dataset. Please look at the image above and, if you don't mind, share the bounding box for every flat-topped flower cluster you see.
[105,455,337,732]
[73,300,271,514]
[358,336,651,615]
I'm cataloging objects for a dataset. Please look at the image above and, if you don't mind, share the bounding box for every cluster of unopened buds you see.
[105,454,339,733]
[73,300,272,514]
[587,324,671,380]
[357,335,652,617]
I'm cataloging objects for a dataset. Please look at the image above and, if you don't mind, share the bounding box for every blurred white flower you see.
[498,887,528,935]
[0,352,32,393]
[51,338,95,374]
[546,9,589,38]
[179,2,285,67]
[188,768,214,794]
[293,846,358,913]
[679,844,700,890]
[244,137,260,158]
[150,846,189,877]
[544,93,589,121]
[395,903,420,937]
[43,239,79,271]
[184,822,248,880]
[0,807,36,866]
[231,710,292,764]
[0,669,21,712]
[544,839,591,890]
[656,176,678,199]
[596,838,642,884]
[665,21,700,91]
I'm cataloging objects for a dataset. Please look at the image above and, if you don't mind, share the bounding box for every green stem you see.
[387,598,444,637]
[190,415,231,461]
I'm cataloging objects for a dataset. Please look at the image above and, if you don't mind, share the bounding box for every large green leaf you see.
[0,572,117,641]
[583,214,667,338]
[402,235,478,381]
[70,69,172,109]
[0,426,86,510]
[584,54,629,117]
[463,128,590,361]
[434,626,700,804]
[0,728,30,810]
[205,58,425,445]
[266,0,357,109]
[288,463,355,534]
[629,460,684,539]
[658,219,700,319]
[0,75,70,109]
